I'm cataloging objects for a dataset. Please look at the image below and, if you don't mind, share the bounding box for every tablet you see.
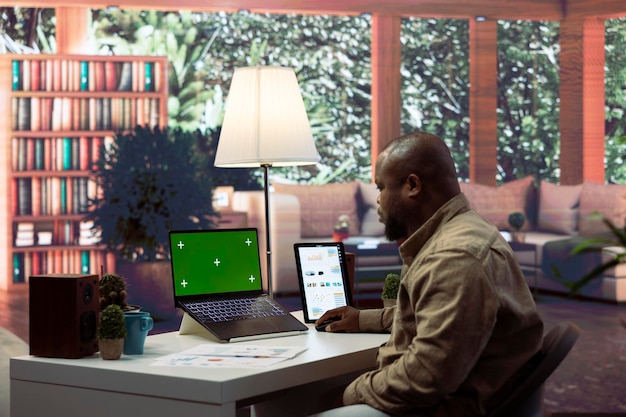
[294,242,353,323]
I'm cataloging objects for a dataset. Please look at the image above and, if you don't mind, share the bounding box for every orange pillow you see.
[459,176,534,231]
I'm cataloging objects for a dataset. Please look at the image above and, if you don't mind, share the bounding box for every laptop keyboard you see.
[187,297,288,323]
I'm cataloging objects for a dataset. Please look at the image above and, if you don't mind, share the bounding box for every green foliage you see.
[508,212,526,231]
[91,10,223,132]
[381,273,401,300]
[0,7,55,53]
[497,20,561,183]
[91,11,373,184]
[97,304,127,340]
[85,125,217,261]
[7,12,626,185]
[401,18,470,179]
[605,18,626,184]
[98,273,128,310]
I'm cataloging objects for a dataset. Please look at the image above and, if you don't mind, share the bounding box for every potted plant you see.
[333,214,351,242]
[99,273,129,311]
[85,125,218,321]
[97,304,127,360]
[508,212,526,243]
[381,273,400,307]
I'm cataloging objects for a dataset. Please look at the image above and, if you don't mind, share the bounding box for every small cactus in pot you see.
[98,273,128,311]
[97,304,127,360]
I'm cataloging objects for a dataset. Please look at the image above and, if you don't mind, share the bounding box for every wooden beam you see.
[566,0,626,19]
[559,18,606,185]
[371,14,401,178]
[468,18,498,186]
[0,0,566,20]
[55,7,92,54]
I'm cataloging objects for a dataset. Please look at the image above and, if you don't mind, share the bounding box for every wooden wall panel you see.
[468,19,498,185]
[371,14,401,178]
[559,18,606,185]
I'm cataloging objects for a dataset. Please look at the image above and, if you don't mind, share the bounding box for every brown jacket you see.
[343,193,544,416]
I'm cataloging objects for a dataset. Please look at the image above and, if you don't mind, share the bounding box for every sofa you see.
[233,181,397,295]
[233,178,626,302]
[459,176,626,302]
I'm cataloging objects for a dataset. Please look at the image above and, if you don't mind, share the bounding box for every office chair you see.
[486,321,580,417]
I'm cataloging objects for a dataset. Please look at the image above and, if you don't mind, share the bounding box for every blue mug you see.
[123,311,154,355]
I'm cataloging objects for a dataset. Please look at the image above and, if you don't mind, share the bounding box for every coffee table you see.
[342,238,402,296]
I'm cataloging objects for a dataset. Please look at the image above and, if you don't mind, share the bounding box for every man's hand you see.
[315,306,361,332]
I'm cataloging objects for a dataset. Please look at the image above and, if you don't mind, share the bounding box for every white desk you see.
[10,322,388,417]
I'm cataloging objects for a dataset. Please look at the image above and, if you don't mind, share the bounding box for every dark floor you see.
[1,286,625,415]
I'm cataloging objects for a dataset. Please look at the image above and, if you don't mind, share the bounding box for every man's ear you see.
[406,174,421,197]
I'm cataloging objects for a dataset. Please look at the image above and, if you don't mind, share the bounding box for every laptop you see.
[169,228,308,342]
[294,242,353,323]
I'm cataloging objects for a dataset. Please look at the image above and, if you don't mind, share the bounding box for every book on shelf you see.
[5,56,167,287]
[12,60,21,91]
[30,59,41,91]
[14,222,35,247]
[12,58,163,93]
[37,231,53,246]
[117,61,133,91]
[15,178,32,216]
[80,61,89,92]
[16,97,31,131]
[12,136,111,175]
[31,177,41,216]
[12,248,109,279]
[78,220,100,246]
[13,253,25,283]
[12,96,162,132]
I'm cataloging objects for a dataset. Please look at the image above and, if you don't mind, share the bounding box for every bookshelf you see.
[0,54,169,290]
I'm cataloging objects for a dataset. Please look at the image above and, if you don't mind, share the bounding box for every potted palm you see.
[85,125,217,321]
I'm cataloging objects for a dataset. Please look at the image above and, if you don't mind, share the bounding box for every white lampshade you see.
[215,66,320,167]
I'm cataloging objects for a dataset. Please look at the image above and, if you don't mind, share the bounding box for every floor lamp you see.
[214,66,319,298]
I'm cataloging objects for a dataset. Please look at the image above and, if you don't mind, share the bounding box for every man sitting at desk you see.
[310,132,544,417]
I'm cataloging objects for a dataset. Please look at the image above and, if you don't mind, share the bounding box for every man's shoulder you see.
[436,210,506,255]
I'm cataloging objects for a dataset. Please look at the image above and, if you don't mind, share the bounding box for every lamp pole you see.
[262,163,273,298]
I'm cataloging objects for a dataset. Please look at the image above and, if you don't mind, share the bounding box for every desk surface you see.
[11,319,389,417]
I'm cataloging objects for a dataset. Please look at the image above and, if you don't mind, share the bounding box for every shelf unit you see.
[0,54,169,290]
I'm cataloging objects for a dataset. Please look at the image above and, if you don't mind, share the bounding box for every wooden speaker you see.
[29,273,100,358]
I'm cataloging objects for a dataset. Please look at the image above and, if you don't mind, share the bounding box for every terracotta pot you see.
[98,338,124,360]
[333,231,349,242]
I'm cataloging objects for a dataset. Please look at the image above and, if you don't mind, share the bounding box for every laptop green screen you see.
[169,228,263,297]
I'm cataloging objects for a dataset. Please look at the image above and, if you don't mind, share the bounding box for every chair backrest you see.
[486,321,580,417]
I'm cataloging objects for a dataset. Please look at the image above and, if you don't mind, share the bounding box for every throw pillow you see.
[459,176,534,231]
[537,181,582,235]
[273,182,361,238]
[578,181,626,236]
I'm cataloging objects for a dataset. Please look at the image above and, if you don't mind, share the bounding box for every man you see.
[314,132,543,416]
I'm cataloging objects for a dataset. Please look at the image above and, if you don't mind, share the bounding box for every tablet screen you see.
[294,242,353,323]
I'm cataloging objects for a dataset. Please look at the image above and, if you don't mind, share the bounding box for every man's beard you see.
[383,195,408,242]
